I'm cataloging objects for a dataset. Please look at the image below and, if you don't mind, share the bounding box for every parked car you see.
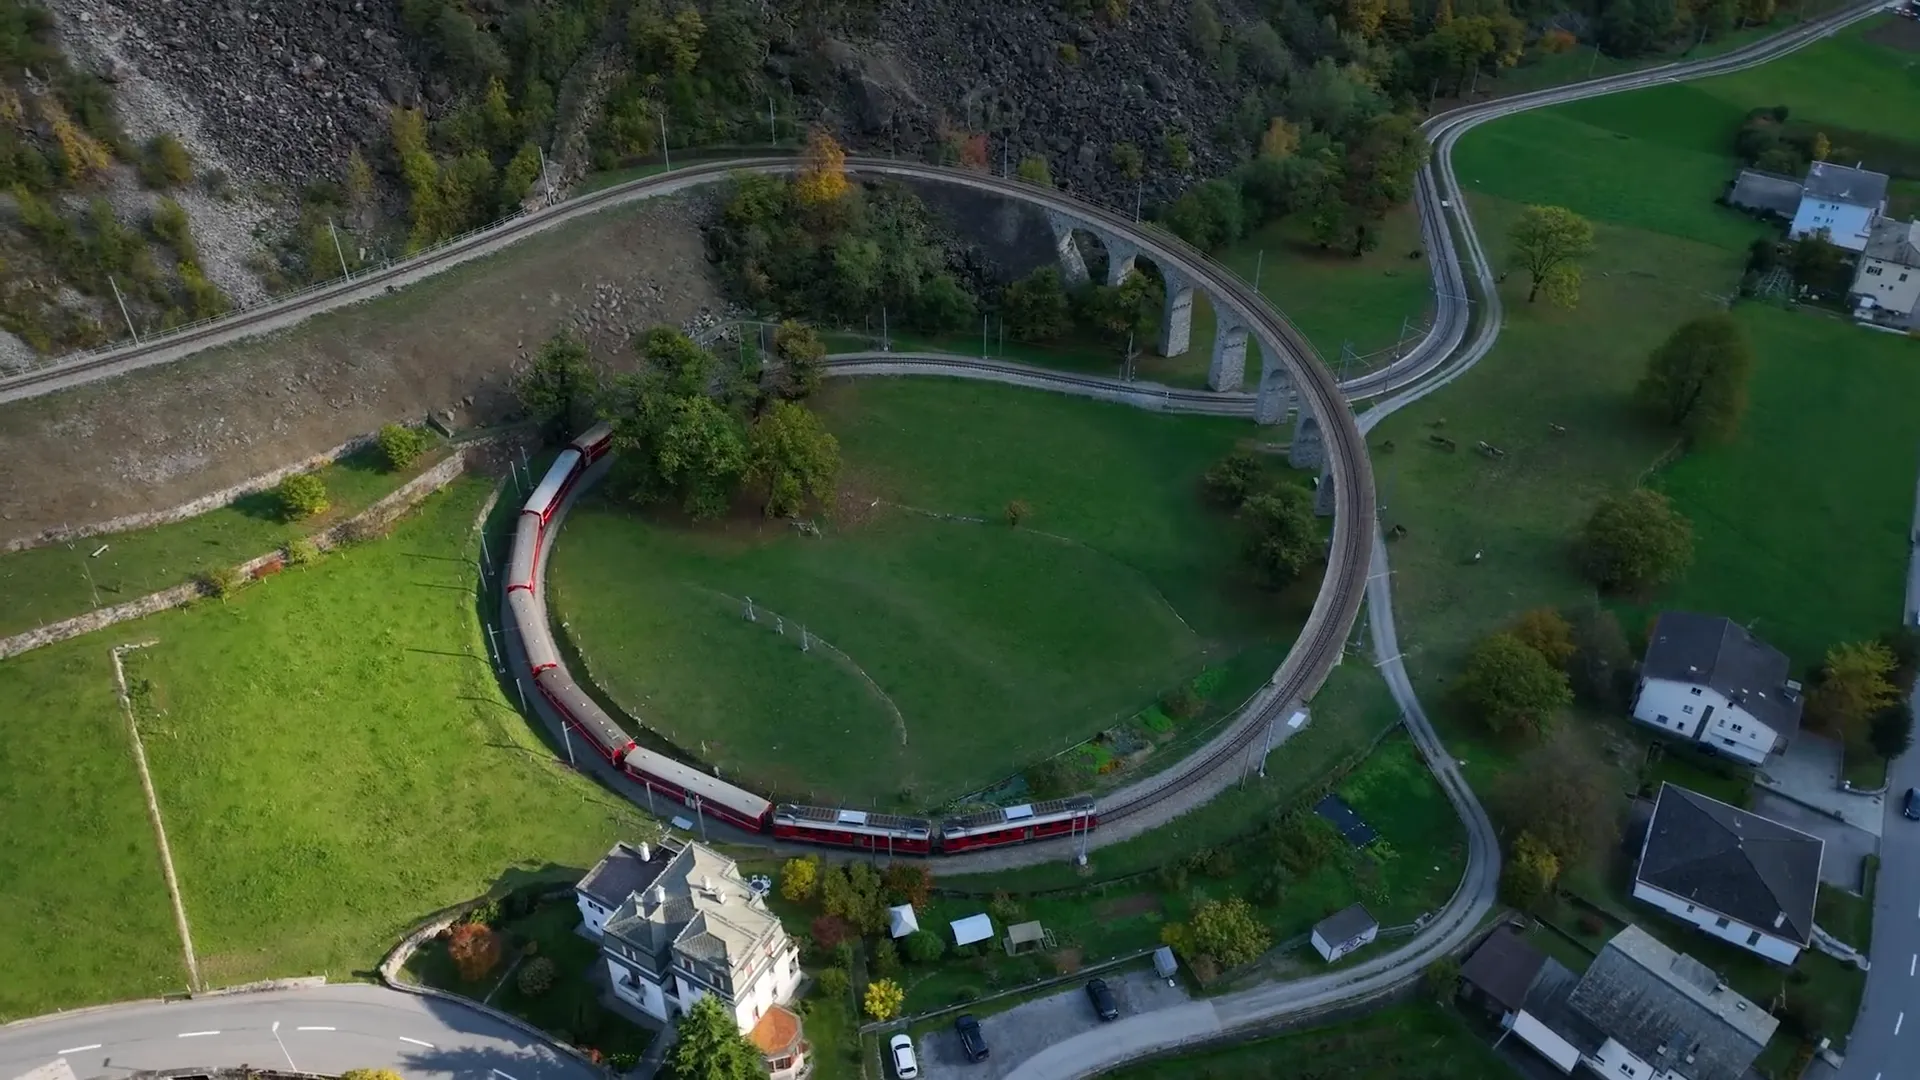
[956,1013,990,1062]
[888,1033,919,1079]
[1085,977,1120,1021]
[1904,787,1920,821]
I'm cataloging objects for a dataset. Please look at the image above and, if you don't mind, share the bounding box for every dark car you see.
[1905,787,1920,821]
[1085,977,1120,1021]
[955,1013,990,1062]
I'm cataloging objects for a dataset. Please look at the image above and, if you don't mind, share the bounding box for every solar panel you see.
[1003,804,1034,821]
[837,809,869,825]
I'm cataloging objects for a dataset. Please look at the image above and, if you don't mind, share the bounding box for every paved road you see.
[0,985,598,1080]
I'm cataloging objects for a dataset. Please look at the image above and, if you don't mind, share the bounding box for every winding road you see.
[1,4,1894,1077]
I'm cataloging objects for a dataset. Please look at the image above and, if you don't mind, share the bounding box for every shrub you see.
[1203,450,1263,507]
[278,472,329,520]
[140,133,194,188]
[1004,498,1030,526]
[1423,957,1461,1003]
[863,978,904,1020]
[377,423,431,471]
[1577,912,1607,936]
[1162,684,1204,721]
[781,856,820,902]
[872,937,900,977]
[815,966,849,999]
[1188,896,1269,967]
[285,536,321,567]
[447,922,502,983]
[201,564,246,599]
[516,955,557,997]
[902,929,945,964]
[1056,42,1080,64]
[810,914,851,950]
[988,890,1024,924]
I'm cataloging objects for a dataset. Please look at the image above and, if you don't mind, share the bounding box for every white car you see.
[889,1033,920,1079]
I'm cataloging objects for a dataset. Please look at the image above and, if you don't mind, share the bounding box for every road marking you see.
[296,1026,336,1032]
[492,1070,521,1080]
[178,1031,220,1038]
[1911,954,1915,977]
[56,1045,101,1055]
[1897,1012,1906,1036]
[399,1037,436,1048]
[272,1021,298,1072]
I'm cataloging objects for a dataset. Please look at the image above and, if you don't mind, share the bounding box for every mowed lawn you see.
[549,378,1311,807]
[1381,14,1920,732]
[1099,1003,1513,1080]
[0,477,656,1006]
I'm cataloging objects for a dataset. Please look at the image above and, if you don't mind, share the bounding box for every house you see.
[1309,903,1377,963]
[748,1004,810,1080]
[1725,169,1805,220]
[1631,783,1824,964]
[1630,612,1802,766]
[1788,161,1889,252]
[576,838,804,1036]
[1459,927,1586,1074]
[1566,926,1778,1080]
[1851,217,1920,328]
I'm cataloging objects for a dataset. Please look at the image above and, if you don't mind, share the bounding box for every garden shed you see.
[888,904,920,939]
[1003,920,1054,955]
[950,913,994,947]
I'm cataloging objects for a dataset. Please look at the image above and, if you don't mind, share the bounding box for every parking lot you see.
[902,967,1188,1080]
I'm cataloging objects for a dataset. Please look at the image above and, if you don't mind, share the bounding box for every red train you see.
[502,425,1099,855]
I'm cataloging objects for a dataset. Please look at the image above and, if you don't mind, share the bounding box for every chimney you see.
[648,884,666,907]
[637,841,651,862]
[1773,911,1786,930]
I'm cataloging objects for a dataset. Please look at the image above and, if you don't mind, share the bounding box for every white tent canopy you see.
[950,913,994,947]
[888,904,920,939]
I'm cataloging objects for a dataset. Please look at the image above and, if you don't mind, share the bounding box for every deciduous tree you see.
[1569,606,1635,710]
[517,955,557,997]
[1188,896,1270,968]
[1501,832,1560,911]
[793,129,850,207]
[447,922,502,983]
[864,978,904,1020]
[1002,267,1072,343]
[1240,484,1319,588]
[902,929,945,963]
[780,856,819,903]
[1870,703,1914,762]
[669,995,763,1080]
[771,320,826,401]
[516,333,600,442]
[278,473,329,521]
[377,423,431,471]
[1510,205,1595,307]
[1636,314,1753,447]
[1582,489,1694,594]
[1509,607,1576,669]
[1203,450,1263,508]
[1453,632,1572,739]
[1016,155,1053,187]
[747,400,840,517]
[1809,641,1900,746]
[1112,141,1144,180]
[1493,728,1620,867]
[882,863,934,908]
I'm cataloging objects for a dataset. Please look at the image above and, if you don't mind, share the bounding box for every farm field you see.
[0,441,447,639]
[1097,1002,1514,1080]
[0,476,655,1015]
[1379,13,1920,744]
[548,377,1315,808]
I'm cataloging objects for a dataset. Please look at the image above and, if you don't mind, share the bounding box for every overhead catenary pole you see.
[1588,44,1601,78]
[659,112,670,170]
[561,721,575,768]
[1253,249,1264,293]
[768,96,777,145]
[108,274,137,343]
[536,144,555,206]
[328,218,351,280]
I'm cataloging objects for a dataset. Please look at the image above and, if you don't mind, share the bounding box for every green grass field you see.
[0,441,446,639]
[549,378,1313,807]
[0,476,656,1015]
[1099,1002,1514,1080]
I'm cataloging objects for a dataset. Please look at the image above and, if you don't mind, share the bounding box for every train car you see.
[505,512,542,595]
[533,667,637,766]
[773,804,935,855]
[622,746,774,834]
[506,587,558,674]
[571,421,615,464]
[938,795,1098,853]
[522,447,584,522]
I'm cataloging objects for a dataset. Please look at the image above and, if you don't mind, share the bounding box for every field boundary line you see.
[110,640,201,993]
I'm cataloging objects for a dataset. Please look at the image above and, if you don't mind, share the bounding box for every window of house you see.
[1902,272,1911,282]
[1690,687,1703,696]
[1732,723,1743,733]
[1748,930,1762,946]
[1723,738,1736,747]
[1683,705,1694,714]
[1868,265,1884,275]
[1715,916,1731,929]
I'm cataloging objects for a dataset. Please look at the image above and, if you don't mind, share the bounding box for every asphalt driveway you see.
[907,968,1188,1080]
[1751,791,1878,892]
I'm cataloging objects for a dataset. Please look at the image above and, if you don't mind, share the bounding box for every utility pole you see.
[768,95,777,145]
[1256,713,1278,778]
[881,306,890,351]
[1133,181,1142,222]
[1588,44,1602,79]
[1253,249,1264,293]
[536,144,555,206]
[982,313,989,358]
[659,112,670,170]
[107,274,137,342]
[561,721,576,768]
[328,218,350,280]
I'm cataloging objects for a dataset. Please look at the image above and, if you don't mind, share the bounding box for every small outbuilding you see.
[888,904,920,940]
[1310,903,1378,963]
[950,913,994,948]
[1153,945,1178,981]
[1003,920,1054,955]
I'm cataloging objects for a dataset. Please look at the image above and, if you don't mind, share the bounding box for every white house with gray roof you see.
[1788,161,1889,252]
[1567,926,1778,1080]
[1851,217,1920,327]
[575,838,803,1035]
[1630,612,1802,767]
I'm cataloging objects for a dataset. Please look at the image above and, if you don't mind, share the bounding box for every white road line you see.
[296,1026,336,1032]
[272,1021,297,1072]
[56,1045,101,1054]
[1897,1011,1906,1036]
[492,1070,521,1080]
[399,1037,436,1048]
[1910,953,1915,977]
[177,1031,220,1038]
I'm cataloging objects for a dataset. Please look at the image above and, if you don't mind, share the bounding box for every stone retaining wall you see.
[0,449,476,661]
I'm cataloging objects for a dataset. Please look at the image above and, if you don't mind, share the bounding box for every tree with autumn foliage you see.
[446,922,502,983]
[1509,608,1576,669]
[1511,205,1595,307]
[1809,641,1900,748]
[864,978,904,1020]
[882,863,933,908]
[793,128,850,207]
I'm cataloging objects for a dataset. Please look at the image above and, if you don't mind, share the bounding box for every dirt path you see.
[0,195,723,549]
[111,639,201,993]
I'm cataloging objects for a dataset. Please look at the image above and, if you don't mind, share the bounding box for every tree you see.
[793,128,851,207]
[1260,118,1301,160]
[340,1071,405,1080]
[1163,179,1246,252]
[748,400,840,517]
[1509,608,1576,669]
[1501,832,1560,911]
[771,320,826,401]
[1493,728,1620,867]
[1510,205,1595,307]
[1004,499,1030,526]
[818,866,856,920]
[816,966,850,998]
[1187,0,1223,58]
[1163,131,1192,173]
[780,856,819,903]
[1869,703,1914,761]
[669,995,763,1080]
[517,333,600,442]
[141,133,193,189]
[1453,632,1572,739]
[1582,489,1695,594]
[446,922,501,983]
[1423,957,1461,1004]
[1241,485,1319,588]
[377,423,431,471]
[1112,141,1144,180]
[517,955,558,997]
[1569,606,1634,710]
[1788,231,1853,297]
[882,863,934,907]
[872,937,901,977]
[656,394,749,520]
[913,273,977,335]
[864,978,905,1020]
[278,472,329,521]
[1636,314,1754,447]
[1188,896,1270,967]
[1808,641,1900,745]
[1204,450,1264,508]
[902,929,946,963]
[1002,267,1072,343]
[1016,155,1053,187]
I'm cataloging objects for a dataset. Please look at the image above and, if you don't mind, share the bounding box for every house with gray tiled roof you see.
[1630,612,1802,766]
[1568,926,1778,1080]
[576,838,804,1050]
[1788,161,1890,252]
